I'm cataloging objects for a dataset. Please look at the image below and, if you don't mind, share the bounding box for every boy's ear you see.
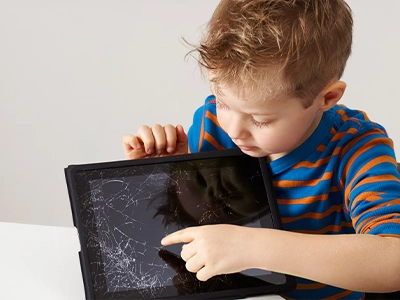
[318,81,347,111]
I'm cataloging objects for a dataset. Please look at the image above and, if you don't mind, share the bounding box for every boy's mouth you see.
[237,145,258,151]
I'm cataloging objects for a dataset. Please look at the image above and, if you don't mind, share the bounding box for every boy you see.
[122,0,400,299]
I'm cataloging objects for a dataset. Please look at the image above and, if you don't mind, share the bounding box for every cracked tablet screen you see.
[76,156,280,299]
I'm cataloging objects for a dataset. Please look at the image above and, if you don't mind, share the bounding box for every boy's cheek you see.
[216,115,229,132]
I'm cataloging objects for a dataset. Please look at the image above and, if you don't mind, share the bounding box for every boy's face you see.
[210,78,324,160]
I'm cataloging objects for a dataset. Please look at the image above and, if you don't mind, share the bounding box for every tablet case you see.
[65,148,296,299]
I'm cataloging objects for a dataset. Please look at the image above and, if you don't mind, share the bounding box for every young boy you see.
[122,0,400,299]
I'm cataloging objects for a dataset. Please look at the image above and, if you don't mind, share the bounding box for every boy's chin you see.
[237,147,268,158]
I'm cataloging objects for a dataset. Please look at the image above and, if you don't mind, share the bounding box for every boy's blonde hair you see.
[193,0,353,107]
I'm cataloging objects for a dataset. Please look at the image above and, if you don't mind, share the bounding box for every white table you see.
[0,222,282,299]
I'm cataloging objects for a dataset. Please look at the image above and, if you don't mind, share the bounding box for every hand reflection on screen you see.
[152,156,270,228]
[158,248,270,295]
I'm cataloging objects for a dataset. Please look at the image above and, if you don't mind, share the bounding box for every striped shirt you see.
[187,95,400,299]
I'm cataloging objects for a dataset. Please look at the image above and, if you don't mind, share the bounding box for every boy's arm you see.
[162,225,400,293]
[254,229,400,293]
[262,133,400,292]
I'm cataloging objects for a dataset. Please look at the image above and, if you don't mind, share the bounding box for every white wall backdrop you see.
[1,0,399,227]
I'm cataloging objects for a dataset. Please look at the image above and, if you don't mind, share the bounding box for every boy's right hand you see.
[122,124,188,159]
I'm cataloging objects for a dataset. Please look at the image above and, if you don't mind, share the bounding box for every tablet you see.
[65,148,296,299]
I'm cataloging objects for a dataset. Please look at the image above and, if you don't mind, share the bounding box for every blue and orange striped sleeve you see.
[187,95,237,153]
[338,127,400,236]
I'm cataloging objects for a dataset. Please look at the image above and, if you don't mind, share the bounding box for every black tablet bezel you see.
[65,148,296,299]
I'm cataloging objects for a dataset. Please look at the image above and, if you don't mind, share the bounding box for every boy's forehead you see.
[208,74,289,103]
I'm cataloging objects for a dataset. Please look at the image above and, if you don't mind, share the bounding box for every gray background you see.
[1,0,399,227]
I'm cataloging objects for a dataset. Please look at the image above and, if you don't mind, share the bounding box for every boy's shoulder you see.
[320,104,395,175]
[188,95,237,153]
[269,104,393,173]
[330,104,387,137]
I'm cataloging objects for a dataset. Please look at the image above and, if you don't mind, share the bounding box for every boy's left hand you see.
[161,224,254,281]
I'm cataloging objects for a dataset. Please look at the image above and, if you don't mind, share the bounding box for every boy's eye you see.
[250,117,270,128]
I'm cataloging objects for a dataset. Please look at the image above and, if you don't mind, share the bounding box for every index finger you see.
[122,134,141,151]
[158,249,185,272]
[161,228,194,246]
